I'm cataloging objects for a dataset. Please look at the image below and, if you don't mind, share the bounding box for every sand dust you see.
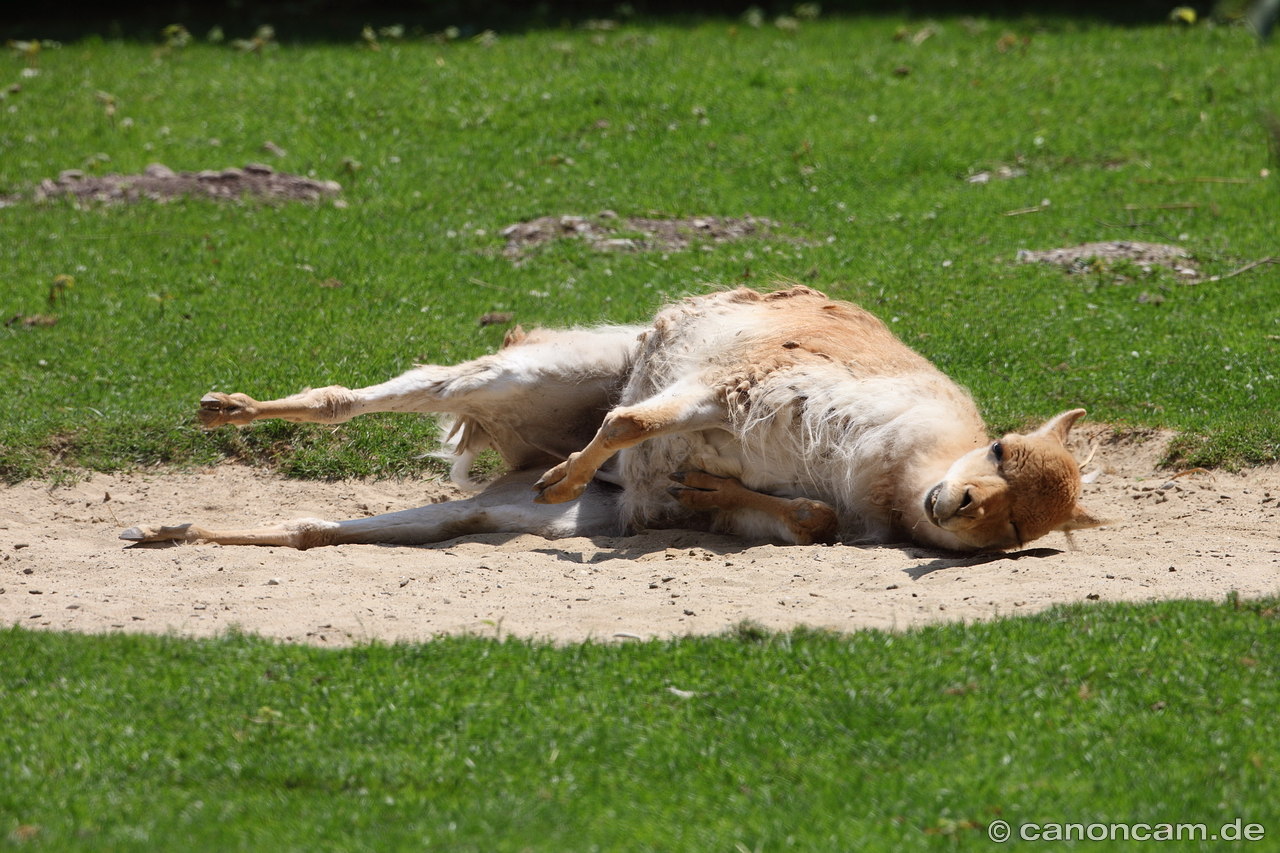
[3,427,1277,645]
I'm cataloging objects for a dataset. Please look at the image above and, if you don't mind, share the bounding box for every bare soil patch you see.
[1017,241,1199,278]
[3,427,1278,645]
[8,162,342,205]
[500,212,782,258]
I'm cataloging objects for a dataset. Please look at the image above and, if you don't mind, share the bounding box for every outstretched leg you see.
[120,471,623,550]
[198,326,640,429]
[533,379,725,504]
[199,359,528,428]
[197,326,643,475]
[667,470,838,545]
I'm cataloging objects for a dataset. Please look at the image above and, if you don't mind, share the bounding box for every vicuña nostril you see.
[958,488,973,510]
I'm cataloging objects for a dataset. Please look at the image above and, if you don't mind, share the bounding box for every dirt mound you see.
[21,163,342,204]
[501,212,779,257]
[1017,241,1198,277]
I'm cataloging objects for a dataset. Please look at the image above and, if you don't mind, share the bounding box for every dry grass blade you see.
[1188,256,1280,285]
[1161,467,1215,488]
[1123,202,1200,210]
[1134,177,1251,184]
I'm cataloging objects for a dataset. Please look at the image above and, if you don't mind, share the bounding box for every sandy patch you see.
[500,212,784,257]
[6,162,342,205]
[2,428,1278,645]
[1017,241,1198,277]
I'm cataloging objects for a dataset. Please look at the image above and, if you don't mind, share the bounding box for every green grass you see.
[2,598,1277,850]
[1,18,1278,482]
[3,22,1279,849]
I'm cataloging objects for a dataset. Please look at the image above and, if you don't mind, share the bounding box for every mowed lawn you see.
[0,15,1278,851]
[1,16,1277,479]
[3,599,1280,850]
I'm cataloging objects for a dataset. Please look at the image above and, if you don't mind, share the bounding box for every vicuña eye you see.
[991,441,1005,463]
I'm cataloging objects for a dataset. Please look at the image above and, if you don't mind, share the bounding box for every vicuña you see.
[122,286,1103,552]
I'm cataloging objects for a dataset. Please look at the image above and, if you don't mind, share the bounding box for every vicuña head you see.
[923,408,1105,551]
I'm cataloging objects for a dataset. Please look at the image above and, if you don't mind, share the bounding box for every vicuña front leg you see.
[667,470,838,545]
[533,380,724,504]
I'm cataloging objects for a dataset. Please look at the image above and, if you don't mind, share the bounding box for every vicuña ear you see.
[1035,408,1087,443]
[1058,503,1107,532]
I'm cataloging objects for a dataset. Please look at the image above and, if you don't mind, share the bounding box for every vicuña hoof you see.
[533,457,587,504]
[119,523,199,544]
[198,392,259,427]
[783,499,838,545]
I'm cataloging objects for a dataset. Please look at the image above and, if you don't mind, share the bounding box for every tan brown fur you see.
[923,410,1104,550]
[124,286,1103,553]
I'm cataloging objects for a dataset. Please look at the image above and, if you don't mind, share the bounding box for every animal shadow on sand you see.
[904,547,1063,580]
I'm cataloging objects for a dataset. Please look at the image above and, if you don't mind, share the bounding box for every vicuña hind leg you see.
[120,471,623,550]
[667,470,838,545]
[198,359,516,428]
[197,327,641,475]
[119,519,333,549]
[198,325,643,430]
